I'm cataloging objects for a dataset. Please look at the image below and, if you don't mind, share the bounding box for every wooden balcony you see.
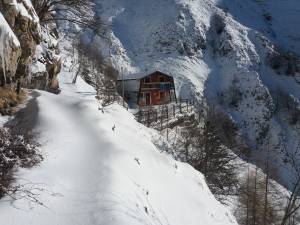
[140,82,175,90]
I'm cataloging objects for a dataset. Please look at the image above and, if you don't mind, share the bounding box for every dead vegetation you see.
[72,36,119,107]
[169,108,240,200]
[0,86,27,115]
[0,127,42,198]
[235,170,281,225]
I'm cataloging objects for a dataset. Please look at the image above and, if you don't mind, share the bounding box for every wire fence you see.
[134,98,204,130]
[96,89,129,110]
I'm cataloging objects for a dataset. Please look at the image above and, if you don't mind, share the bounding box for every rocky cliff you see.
[0,0,61,92]
[92,0,300,188]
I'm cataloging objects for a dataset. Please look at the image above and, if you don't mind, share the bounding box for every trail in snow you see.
[0,70,113,224]
[0,43,237,225]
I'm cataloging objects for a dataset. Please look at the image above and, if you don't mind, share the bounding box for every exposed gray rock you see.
[0,0,61,92]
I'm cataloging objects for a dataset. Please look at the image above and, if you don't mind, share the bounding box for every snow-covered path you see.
[0,61,237,225]
[0,71,115,224]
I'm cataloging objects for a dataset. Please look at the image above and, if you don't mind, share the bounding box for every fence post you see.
[179,99,182,114]
[166,106,168,120]
[160,112,163,131]
[166,107,169,141]
[138,110,142,123]
[147,110,150,127]
[173,105,175,118]
[187,100,189,112]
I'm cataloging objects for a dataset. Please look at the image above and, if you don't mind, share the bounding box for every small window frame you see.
[144,76,151,83]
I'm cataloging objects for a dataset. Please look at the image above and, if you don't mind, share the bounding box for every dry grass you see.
[0,86,27,115]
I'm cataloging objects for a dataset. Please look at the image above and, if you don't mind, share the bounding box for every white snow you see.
[0,38,237,225]
[217,0,300,55]
[1,0,299,222]
[16,2,32,20]
[0,12,20,82]
[91,0,300,190]
[13,0,40,23]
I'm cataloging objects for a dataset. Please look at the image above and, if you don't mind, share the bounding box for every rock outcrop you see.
[29,26,61,93]
[0,0,61,93]
[0,12,21,86]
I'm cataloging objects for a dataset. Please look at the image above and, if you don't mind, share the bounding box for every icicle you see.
[0,12,20,86]
[0,29,7,85]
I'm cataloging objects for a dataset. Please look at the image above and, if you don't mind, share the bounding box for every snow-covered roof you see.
[121,72,148,80]
[119,71,172,81]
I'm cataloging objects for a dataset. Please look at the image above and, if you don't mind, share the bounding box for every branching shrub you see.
[32,0,94,27]
[175,109,239,199]
[0,127,41,198]
[190,119,238,198]
[73,36,119,107]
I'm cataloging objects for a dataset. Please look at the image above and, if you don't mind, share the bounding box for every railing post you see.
[187,100,189,112]
[138,110,142,123]
[173,105,175,117]
[160,112,163,131]
[147,110,150,127]
[166,107,169,141]
[179,98,182,114]
[166,105,168,120]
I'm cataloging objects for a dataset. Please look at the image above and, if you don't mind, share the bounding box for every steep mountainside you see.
[0,36,238,225]
[0,0,299,224]
[92,0,300,187]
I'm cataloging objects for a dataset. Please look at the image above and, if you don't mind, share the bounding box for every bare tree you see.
[31,0,106,32]
[236,170,280,225]
[72,35,119,107]
[281,176,300,225]
[281,141,300,225]
[172,116,198,162]
[169,108,239,199]
[177,111,239,199]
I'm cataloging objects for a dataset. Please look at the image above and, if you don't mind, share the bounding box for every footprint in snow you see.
[134,157,141,165]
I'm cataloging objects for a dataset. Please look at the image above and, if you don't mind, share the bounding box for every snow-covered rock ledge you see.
[0,0,61,92]
[0,12,21,85]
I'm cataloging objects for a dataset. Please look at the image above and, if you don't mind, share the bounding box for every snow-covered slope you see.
[92,0,300,187]
[0,38,237,225]
[217,0,300,55]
